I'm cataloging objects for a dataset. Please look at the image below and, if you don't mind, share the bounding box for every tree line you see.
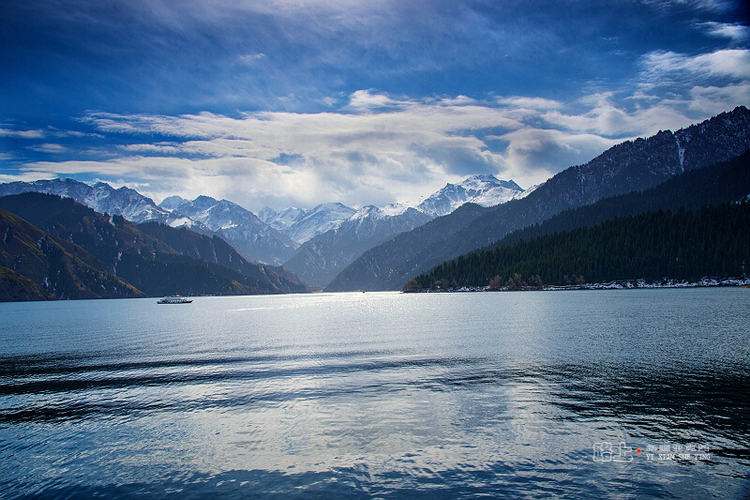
[405,202,750,291]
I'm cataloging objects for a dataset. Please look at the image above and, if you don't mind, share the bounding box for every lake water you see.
[1,289,749,499]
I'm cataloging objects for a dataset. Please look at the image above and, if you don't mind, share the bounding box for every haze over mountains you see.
[2,106,749,297]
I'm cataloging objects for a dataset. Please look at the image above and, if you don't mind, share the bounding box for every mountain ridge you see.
[0,193,307,301]
[325,106,750,291]
[0,173,528,274]
[158,196,299,265]
[0,204,145,301]
[406,148,750,291]
[260,202,358,244]
[282,173,529,287]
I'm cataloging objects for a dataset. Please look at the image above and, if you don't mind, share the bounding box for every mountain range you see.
[259,203,358,245]
[0,172,531,284]
[0,178,173,224]
[406,149,750,291]
[0,180,302,267]
[0,193,306,301]
[157,195,299,265]
[282,174,529,287]
[325,105,750,291]
[2,106,749,296]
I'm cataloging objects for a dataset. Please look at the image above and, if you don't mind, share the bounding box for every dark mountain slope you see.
[137,222,305,293]
[324,203,491,291]
[0,193,178,269]
[409,202,750,291]
[0,193,306,299]
[407,149,750,290]
[329,106,750,291]
[487,149,750,250]
[0,266,49,302]
[0,208,143,301]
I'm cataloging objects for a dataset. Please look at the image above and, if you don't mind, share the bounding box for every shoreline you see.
[407,277,750,293]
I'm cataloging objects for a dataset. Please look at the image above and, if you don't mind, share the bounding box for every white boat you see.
[157,295,193,304]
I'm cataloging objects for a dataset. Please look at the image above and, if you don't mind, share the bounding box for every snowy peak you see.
[350,205,381,220]
[157,195,298,264]
[161,196,262,233]
[0,178,171,224]
[260,174,529,245]
[259,206,306,230]
[260,202,357,244]
[461,174,522,191]
[159,195,190,211]
[190,195,220,212]
[416,174,526,217]
[290,203,358,242]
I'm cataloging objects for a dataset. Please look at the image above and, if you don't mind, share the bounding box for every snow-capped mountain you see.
[259,203,357,244]
[281,174,529,287]
[261,175,527,248]
[159,194,190,211]
[258,206,306,231]
[1,173,528,278]
[0,179,298,265]
[283,205,432,288]
[0,178,173,224]
[416,174,530,217]
[158,196,298,265]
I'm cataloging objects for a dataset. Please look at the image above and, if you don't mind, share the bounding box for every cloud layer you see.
[1,0,749,211]
[9,83,748,211]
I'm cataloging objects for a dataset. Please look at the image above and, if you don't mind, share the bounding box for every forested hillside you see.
[481,149,750,250]
[406,202,750,291]
[0,208,143,301]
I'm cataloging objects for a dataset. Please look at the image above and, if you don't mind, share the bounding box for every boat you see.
[157,295,193,304]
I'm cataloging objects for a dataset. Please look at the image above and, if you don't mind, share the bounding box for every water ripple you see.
[1,290,749,499]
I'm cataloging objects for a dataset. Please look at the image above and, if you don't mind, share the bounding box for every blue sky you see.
[1,0,749,211]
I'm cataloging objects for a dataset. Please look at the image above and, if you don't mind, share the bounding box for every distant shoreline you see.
[405,277,750,293]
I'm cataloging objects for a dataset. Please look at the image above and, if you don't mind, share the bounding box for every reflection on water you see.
[1,289,749,499]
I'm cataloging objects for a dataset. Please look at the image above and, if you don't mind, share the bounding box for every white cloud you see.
[347,90,399,111]
[0,128,46,139]
[27,143,70,154]
[688,83,750,114]
[10,81,748,212]
[641,0,734,13]
[542,94,697,138]
[641,49,750,82]
[631,48,750,126]
[496,96,563,110]
[493,128,619,184]
[698,22,750,42]
[239,53,266,65]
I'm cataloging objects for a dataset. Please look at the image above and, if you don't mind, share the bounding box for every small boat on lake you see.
[157,295,193,304]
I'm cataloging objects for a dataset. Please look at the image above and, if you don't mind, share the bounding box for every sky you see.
[1,0,749,212]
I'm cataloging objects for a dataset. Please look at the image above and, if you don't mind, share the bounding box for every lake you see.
[1,289,749,499]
